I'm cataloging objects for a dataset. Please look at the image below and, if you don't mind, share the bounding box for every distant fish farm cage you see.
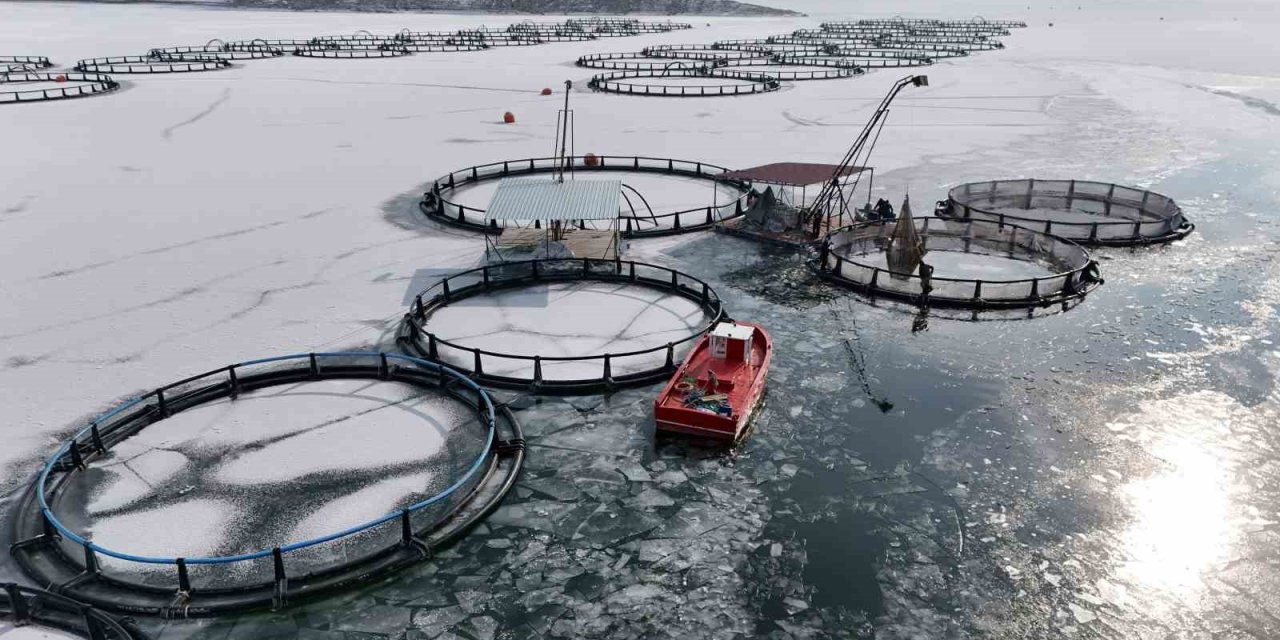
[1,70,119,105]
[150,45,283,61]
[576,52,714,72]
[588,68,781,97]
[938,179,1195,246]
[293,45,413,59]
[716,63,862,81]
[585,15,1023,97]
[75,55,232,73]
[0,54,53,69]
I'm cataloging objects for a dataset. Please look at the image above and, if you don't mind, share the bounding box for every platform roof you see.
[486,178,621,221]
[718,162,869,187]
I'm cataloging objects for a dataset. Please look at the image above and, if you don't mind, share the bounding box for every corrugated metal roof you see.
[486,178,621,222]
[718,162,869,187]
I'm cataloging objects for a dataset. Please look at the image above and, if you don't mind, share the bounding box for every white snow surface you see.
[287,471,433,541]
[89,497,235,558]
[425,281,707,378]
[0,626,82,640]
[2,0,1280,495]
[69,378,474,558]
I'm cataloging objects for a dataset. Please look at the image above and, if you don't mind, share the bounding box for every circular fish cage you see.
[819,217,1103,309]
[75,56,231,74]
[588,68,780,97]
[0,54,53,69]
[10,352,524,617]
[940,179,1195,246]
[444,32,541,47]
[776,49,933,68]
[1,584,148,639]
[712,40,827,56]
[576,52,712,71]
[420,155,751,237]
[292,45,411,59]
[397,42,489,52]
[399,258,728,393]
[227,39,314,50]
[149,45,283,61]
[643,45,765,62]
[1,71,119,105]
[717,61,862,81]
[872,42,971,58]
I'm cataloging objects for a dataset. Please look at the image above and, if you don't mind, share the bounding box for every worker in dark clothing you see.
[872,198,895,221]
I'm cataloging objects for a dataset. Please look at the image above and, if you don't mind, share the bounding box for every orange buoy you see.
[584,153,599,167]
[503,112,515,124]
[55,74,67,83]
[540,87,553,96]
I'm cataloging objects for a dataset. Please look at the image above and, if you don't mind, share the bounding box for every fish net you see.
[821,217,1103,308]
[940,179,1193,246]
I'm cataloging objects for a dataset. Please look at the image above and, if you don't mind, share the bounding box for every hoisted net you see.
[886,193,925,279]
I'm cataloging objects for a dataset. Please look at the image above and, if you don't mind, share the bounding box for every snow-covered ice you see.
[424,281,709,378]
[4,0,1280,637]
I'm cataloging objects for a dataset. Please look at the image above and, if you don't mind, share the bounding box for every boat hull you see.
[653,322,772,443]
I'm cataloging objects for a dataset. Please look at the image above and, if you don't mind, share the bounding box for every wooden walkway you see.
[495,228,620,260]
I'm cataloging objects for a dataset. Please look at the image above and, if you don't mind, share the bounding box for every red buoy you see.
[540,87,553,96]
[55,74,67,83]
[503,112,515,124]
[584,153,599,166]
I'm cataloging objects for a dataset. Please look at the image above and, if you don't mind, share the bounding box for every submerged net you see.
[886,194,925,280]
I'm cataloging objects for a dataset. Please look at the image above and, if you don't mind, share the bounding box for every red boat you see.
[654,321,773,443]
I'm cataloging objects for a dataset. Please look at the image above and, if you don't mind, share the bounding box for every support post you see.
[400,509,415,546]
[90,424,104,452]
[176,558,192,594]
[83,543,100,574]
[272,547,288,610]
[6,584,30,624]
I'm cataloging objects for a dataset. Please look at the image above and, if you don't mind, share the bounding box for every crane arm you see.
[808,74,928,223]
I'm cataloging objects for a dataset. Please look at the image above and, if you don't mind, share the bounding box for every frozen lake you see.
[3,0,1280,638]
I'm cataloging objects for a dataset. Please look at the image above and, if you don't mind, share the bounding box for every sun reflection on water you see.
[1111,392,1241,598]
[1119,433,1231,592]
